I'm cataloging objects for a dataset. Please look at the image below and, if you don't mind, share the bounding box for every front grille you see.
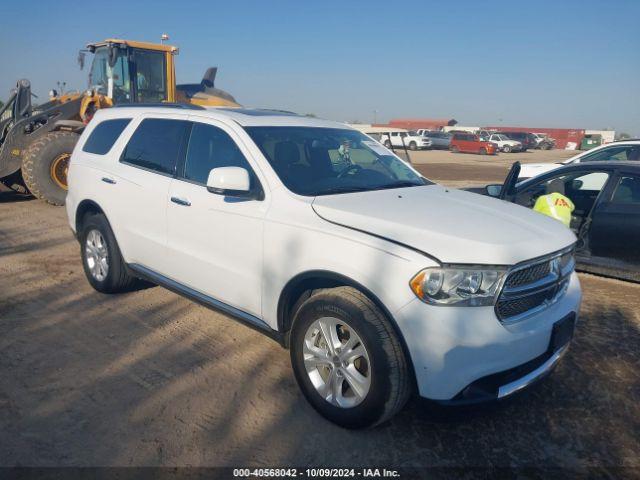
[505,261,550,288]
[496,249,574,322]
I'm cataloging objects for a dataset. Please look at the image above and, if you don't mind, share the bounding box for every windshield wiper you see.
[374,181,423,191]
[316,186,376,196]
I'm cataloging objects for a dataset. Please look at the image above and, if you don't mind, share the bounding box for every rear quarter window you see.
[82,118,131,155]
[121,118,191,176]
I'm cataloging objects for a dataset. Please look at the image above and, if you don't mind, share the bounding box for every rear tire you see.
[21,131,78,206]
[79,213,139,293]
[290,287,412,429]
[0,170,29,195]
[383,140,391,148]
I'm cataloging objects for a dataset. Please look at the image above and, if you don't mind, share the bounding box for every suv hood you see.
[312,185,575,265]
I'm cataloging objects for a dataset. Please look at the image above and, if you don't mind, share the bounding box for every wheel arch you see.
[75,199,107,235]
[277,270,417,383]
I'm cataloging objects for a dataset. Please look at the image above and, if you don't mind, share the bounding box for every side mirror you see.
[207,167,257,198]
[486,184,502,197]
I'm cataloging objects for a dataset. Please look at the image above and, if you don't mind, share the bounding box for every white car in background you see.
[485,133,523,153]
[380,131,432,150]
[519,140,640,180]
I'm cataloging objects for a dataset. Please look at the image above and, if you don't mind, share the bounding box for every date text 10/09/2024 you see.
[233,468,400,478]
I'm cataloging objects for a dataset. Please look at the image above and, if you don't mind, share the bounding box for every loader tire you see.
[0,170,29,195]
[21,131,79,206]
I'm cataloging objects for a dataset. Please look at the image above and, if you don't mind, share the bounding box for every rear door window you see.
[82,118,131,155]
[121,118,191,176]
[581,145,640,162]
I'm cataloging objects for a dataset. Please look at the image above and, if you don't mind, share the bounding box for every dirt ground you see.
[0,149,639,472]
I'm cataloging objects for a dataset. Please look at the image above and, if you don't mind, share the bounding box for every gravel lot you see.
[0,149,638,472]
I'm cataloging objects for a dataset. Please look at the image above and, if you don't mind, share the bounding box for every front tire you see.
[502,145,511,153]
[80,213,138,293]
[479,147,487,155]
[21,131,78,206]
[450,145,460,153]
[409,141,417,151]
[290,287,411,429]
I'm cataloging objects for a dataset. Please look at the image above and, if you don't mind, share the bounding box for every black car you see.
[480,161,640,281]
[501,131,538,151]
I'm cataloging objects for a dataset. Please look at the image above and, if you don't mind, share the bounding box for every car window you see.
[131,49,167,103]
[183,123,254,185]
[516,171,609,207]
[611,175,640,204]
[82,118,131,155]
[245,126,428,196]
[580,145,640,162]
[121,118,190,175]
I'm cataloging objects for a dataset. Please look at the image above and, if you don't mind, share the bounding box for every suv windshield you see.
[245,127,429,196]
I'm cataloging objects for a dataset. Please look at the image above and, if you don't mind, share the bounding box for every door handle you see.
[101,177,116,185]
[170,196,191,207]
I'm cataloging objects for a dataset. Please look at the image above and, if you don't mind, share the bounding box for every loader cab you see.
[87,40,177,104]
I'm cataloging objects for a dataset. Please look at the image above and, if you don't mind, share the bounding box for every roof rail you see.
[112,103,205,110]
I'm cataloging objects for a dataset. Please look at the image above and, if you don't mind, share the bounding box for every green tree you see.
[616,132,631,140]
[0,100,4,109]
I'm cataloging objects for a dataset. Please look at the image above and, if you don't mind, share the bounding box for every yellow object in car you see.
[533,193,575,227]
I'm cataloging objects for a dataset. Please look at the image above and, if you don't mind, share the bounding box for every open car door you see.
[499,161,521,200]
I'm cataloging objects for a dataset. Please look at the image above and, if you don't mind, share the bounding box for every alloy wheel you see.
[85,229,109,281]
[302,317,371,408]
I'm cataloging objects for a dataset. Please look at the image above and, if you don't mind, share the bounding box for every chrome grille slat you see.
[496,248,574,323]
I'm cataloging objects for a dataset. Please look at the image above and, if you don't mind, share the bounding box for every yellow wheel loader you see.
[0,39,240,205]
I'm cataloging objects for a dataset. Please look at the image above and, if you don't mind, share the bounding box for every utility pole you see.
[373,109,378,125]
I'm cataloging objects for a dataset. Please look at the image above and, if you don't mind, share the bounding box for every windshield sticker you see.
[363,140,393,156]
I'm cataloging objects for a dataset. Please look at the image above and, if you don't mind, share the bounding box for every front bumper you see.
[393,272,581,401]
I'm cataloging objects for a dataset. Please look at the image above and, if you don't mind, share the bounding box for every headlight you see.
[410,266,507,306]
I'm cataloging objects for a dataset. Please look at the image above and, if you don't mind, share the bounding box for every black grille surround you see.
[496,248,575,323]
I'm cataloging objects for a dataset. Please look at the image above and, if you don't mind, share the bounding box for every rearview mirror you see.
[486,184,502,197]
[207,167,254,197]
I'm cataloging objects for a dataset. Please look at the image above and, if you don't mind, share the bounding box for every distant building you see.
[375,118,457,131]
[585,130,616,144]
[348,123,408,134]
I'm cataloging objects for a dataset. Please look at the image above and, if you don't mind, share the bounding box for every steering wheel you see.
[338,164,363,178]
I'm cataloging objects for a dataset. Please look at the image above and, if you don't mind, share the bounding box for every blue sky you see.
[1,0,638,134]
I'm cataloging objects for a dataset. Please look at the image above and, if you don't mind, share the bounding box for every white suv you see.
[66,105,581,428]
[380,131,432,150]
[485,133,523,153]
